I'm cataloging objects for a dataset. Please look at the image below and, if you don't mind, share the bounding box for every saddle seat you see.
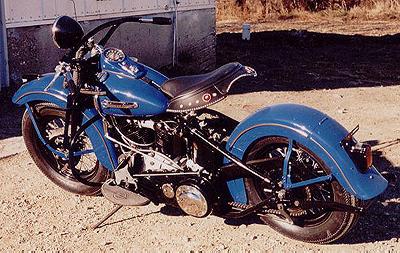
[161,62,256,112]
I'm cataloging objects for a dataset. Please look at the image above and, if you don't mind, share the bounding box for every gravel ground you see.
[2,19,400,251]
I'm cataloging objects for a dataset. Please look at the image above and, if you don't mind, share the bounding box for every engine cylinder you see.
[127,127,155,146]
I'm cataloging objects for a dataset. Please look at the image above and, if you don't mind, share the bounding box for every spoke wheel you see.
[22,103,110,196]
[244,136,360,244]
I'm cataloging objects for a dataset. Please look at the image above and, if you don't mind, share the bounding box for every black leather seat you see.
[161,62,243,98]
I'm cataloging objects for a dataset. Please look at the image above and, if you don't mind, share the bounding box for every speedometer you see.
[104,48,126,62]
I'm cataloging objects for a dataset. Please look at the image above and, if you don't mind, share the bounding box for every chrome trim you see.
[167,96,226,113]
[102,99,139,109]
[176,185,209,217]
[229,123,309,149]
[162,184,175,198]
[15,91,67,104]
[139,17,153,23]
[126,172,199,177]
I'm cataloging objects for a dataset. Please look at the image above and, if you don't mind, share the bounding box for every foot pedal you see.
[101,180,150,206]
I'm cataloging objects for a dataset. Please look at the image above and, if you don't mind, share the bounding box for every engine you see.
[108,110,237,217]
[109,116,192,186]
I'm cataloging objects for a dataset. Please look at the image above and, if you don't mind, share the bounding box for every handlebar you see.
[59,15,172,90]
[65,16,172,63]
[77,16,172,51]
[149,17,172,25]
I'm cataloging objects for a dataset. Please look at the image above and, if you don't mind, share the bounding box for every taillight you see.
[342,140,373,173]
[364,144,373,168]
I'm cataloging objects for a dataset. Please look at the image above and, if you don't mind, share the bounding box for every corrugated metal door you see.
[5,0,215,28]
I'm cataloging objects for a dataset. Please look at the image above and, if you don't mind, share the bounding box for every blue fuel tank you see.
[98,48,169,117]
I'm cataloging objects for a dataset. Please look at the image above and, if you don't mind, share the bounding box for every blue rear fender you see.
[225,103,388,202]
[12,74,119,171]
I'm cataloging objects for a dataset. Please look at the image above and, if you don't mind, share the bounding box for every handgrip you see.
[152,17,172,25]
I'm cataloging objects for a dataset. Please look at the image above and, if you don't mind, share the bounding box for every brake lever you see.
[63,70,75,91]
[44,62,72,92]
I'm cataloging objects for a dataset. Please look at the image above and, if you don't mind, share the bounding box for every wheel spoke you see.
[38,114,98,180]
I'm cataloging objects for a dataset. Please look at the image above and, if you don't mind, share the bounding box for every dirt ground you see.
[2,19,400,251]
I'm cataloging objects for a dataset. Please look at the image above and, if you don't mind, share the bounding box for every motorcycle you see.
[12,15,387,244]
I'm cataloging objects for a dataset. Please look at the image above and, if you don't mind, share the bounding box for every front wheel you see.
[22,103,110,195]
[244,136,360,244]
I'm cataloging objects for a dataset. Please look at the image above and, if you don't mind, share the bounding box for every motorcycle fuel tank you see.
[98,48,169,117]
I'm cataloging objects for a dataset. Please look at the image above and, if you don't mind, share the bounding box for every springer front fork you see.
[24,97,95,161]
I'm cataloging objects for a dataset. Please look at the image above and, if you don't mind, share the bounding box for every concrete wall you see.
[176,9,216,74]
[6,8,216,84]
[0,0,9,90]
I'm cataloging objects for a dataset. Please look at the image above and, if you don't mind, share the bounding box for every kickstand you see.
[89,205,123,230]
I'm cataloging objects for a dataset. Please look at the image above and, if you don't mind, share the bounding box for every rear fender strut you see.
[282,139,333,189]
[225,104,388,202]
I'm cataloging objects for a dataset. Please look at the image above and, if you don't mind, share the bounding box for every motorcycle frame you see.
[22,99,368,216]
[14,72,388,204]
[22,92,334,192]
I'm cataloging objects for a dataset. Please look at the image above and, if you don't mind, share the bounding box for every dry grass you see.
[348,0,400,19]
[216,0,400,22]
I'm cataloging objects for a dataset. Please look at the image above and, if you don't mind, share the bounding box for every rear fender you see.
[12,74,118,171]
[225,104,387,203]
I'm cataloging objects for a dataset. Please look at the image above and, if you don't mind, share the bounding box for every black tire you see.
[244,136,360,244]
[22,103,110,195]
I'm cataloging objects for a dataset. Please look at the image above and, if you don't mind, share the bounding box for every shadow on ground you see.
[3,29,400,140]
[216,30,400,94]
[0,88,23,141]
[221,139,400,244]
[96,210,161,229]
[338,139,400,244]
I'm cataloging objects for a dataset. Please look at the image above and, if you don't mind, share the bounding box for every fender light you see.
[341,126,373,173]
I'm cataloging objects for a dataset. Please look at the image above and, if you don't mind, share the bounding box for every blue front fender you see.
[226,103,387,202]
[12,74,118,171]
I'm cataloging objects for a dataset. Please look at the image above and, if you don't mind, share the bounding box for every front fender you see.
[12,74,118,171]
[226,103,387,202]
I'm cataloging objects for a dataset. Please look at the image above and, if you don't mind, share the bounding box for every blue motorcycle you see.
[13,16,387,244]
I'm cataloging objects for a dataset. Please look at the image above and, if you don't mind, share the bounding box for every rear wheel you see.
[244,136,360,244]
[22,103,110,195]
